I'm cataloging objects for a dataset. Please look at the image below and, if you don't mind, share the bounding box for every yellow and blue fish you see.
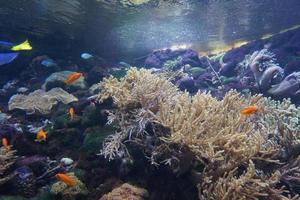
[0,40,32,66]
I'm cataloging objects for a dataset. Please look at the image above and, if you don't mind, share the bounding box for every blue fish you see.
[81,53,93,60]
[0,40,32,66]
[41,58,57,67]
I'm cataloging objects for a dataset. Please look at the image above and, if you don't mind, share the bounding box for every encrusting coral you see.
[50,172,88,200]
[99,183,149,200]
[0,146,18,186]
[8,87,78,115]
[96,67,300,199]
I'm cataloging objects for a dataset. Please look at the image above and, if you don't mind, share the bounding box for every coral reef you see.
[2,26,300,200]
[51,172,88,200]
[8,88,78,115]
[96,67,300,199]
[0,147,17,186]
[99,183,148,200]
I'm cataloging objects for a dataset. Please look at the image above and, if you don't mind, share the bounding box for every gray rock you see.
[42,71,87,91]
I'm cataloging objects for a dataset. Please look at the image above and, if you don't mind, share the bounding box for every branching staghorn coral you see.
[254,97,300,152]
[151,90,265,173]
[279,155,300,195]
[199,160,299,200]
[97,67,300,199]
[97,67,180,160]
[0,147,18,186]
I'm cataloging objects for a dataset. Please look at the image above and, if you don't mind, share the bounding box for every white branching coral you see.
[96,67,300,199]
[254,97,300,150]
[96,67,181,160]
[199,160,293,200]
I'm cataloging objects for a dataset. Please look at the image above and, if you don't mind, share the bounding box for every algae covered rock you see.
[8,88,78,115]
[99,183,148,200]
[185,66,206,78]
[0,112,10,124]
[50,172,88,200]
[81,105,107,127]
[82,126,115,156]
[42,71,87,91]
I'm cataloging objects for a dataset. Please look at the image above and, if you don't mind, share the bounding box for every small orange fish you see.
[35,129,47,142]
[2,137,9,151]
[69,107,75,120]
[64,72,83,85]
[55,173,76,187]
[240,105,258,116]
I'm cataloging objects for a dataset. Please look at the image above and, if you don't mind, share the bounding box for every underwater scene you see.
[2,0,300,199]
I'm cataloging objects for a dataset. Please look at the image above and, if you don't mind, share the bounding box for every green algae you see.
[81,126,115,156]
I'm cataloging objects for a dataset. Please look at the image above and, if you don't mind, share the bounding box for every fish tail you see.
[11,40,32,51]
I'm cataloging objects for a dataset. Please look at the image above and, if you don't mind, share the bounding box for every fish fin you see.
[11,40,32,51]
[0,53,19,65]
[0,41,14,46]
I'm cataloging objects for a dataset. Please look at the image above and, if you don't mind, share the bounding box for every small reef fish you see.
[35,129,47,142]
[64,72,83,85]
[240,105,258,116]
[41,58,57,67]
[81,53,93,60]
[0,40,32,66]
[55,173,76,187]
[2,137,9,151]
[69,107,75,120]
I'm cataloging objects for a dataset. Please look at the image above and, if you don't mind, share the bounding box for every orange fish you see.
[35,129,47,142]
[55,173,76,187]
[69,107,75,120]
[240,105,258,116]
[64,72,83,85]
[2,137,9,151]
